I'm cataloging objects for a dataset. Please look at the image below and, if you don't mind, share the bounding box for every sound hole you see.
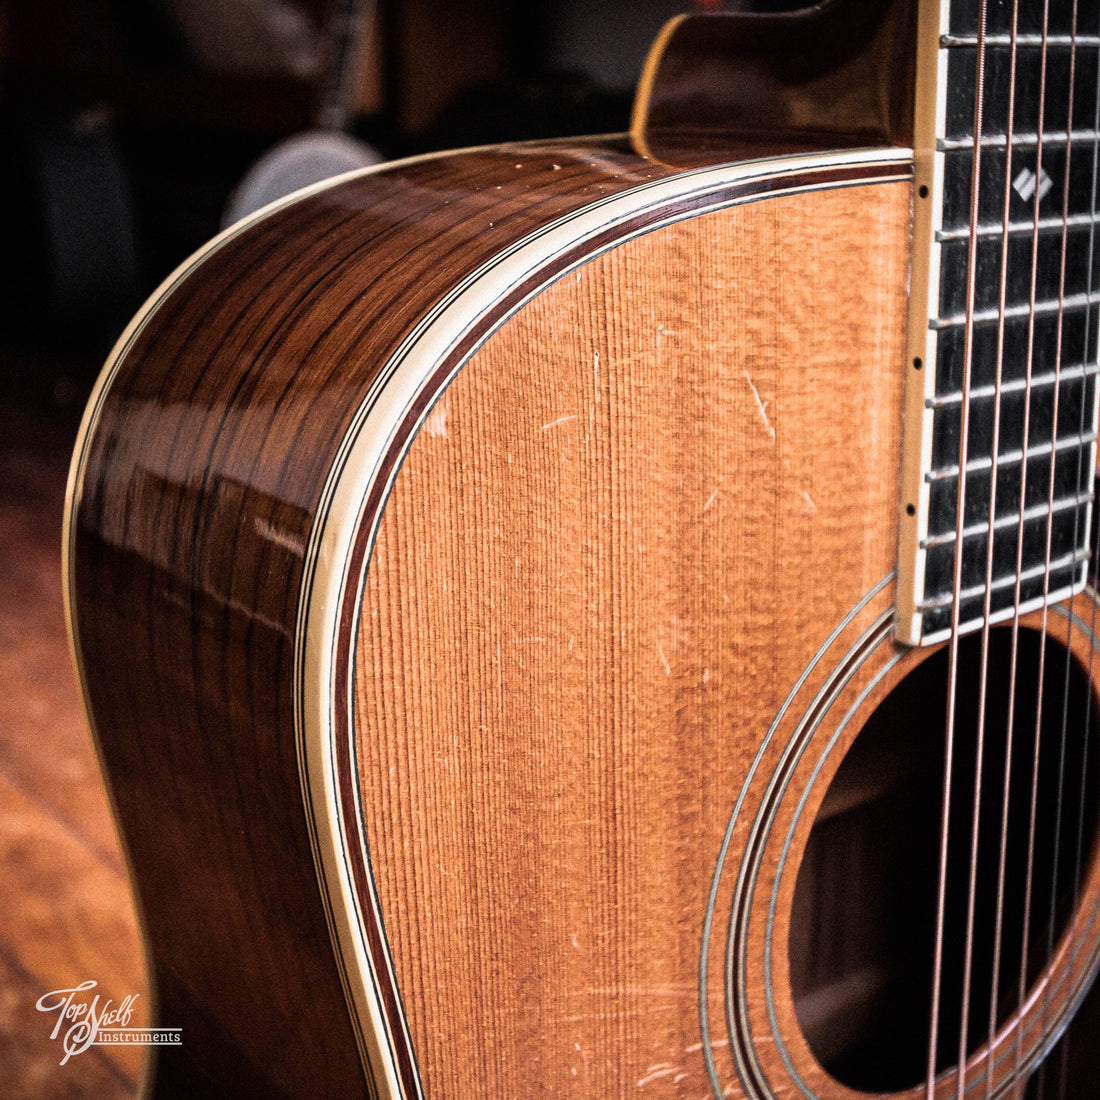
[789,627,1100,1092]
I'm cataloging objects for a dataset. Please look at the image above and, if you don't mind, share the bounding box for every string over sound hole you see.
[790,626,1100,1093]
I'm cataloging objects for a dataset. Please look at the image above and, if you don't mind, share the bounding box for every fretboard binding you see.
[941,34,1100,48]
[940,130,1100,151]
[926,428,1098,481]
[937,213,1099,241]
[916,549,1090,611]
[932,292,1099,329]
[928,361,1100,407]
[921,490,1093,548]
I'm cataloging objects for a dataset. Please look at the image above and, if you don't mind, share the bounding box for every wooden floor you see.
[0,356,146,1099]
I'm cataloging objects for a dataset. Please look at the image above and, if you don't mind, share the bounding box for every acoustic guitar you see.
[64,0,1100,1095]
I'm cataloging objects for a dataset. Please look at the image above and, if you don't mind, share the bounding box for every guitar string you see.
[982,1,1024,1094]
[937,2,1093,1094]
[1033,3,1082,1096]
[1011,0,1054,1091]
[954,0,1012,1082]
[954,2,1078,1092]
[931,0,992,1094]
[1054,6,1100,1096]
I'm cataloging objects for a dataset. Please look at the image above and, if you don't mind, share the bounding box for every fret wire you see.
[928,361,1100,407]
[937,213,1097,241]
[933,292,1100,328]
[940,130,1100,150]
[942,34,1100,48]
[917,548,1092,610]
[919,582,1087,643]
[922,490,1093,548]
[925,428,1099,481]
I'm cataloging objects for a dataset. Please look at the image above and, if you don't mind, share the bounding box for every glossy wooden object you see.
[66,140,679,1097]
[348,182,1100,1097]
[632,0,918,165]
[353,181,912,1097]
[65,132,925,1095]
[65,7,1100,1098]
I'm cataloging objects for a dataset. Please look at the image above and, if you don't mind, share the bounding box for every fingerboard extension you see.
[896,0,1100,645]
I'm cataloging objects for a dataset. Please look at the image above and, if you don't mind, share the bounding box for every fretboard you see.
[896,0,1100,645]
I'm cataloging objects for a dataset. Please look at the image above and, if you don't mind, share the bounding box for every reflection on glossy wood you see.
[66,138,706,1097]
[632,0,918,166]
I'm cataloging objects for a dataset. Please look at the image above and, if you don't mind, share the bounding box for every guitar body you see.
[65,3,1100,1097]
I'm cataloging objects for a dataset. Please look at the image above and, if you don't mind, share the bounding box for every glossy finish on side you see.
[632,0,919,166]
[65,139,679,1097]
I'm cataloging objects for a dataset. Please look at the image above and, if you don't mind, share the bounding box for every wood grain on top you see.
[352,180,913,1098]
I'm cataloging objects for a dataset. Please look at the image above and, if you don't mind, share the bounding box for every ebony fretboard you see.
[897,0,1100,644]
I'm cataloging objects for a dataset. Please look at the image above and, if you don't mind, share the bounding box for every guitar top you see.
[64,0,1100,1096]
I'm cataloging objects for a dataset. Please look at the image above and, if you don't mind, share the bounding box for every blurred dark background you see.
[1,0,804,408]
